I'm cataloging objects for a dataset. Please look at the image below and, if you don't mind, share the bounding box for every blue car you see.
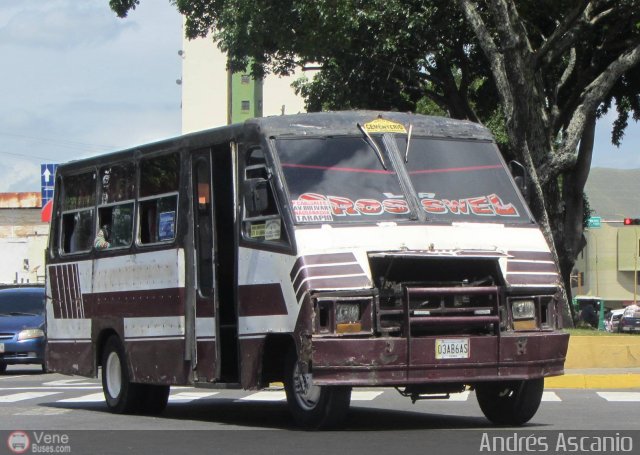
[0,287,46,374]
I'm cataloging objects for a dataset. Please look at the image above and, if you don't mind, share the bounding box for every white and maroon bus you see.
[45,111,569,428]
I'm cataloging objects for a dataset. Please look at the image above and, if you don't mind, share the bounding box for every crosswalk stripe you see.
[57,393,105,403]
[597,392,640,402]
[43,379,98,386]
[0,392,61,403]
[542,391,562,402]
[236,391,286,402]
[169,392,219,402]
[352,391,384,401]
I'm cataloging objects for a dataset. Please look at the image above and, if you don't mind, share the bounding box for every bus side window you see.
[97,163,135,250]
[138,153,180,245]
[241,148,287,245]
[60,171,96,254]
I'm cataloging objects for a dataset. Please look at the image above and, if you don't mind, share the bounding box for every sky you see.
[0,0,182,193]
[0,0,638,193]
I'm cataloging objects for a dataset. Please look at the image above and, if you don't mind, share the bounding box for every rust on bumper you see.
[311,331,569,386]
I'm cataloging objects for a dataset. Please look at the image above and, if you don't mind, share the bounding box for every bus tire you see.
[101,335,141,414]
[138,384,170,415]
[475,378,544,425]
[284,347,351,429]
[0,362,6,374]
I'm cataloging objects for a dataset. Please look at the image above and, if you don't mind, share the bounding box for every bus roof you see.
[56,111,494,174]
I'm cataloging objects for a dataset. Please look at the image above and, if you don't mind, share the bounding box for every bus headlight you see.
[336,303,360,324]
[336,302,362,334]
[511,299,537,330]
[512,300,535,320]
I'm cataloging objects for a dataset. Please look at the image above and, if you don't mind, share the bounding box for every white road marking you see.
[0,387,101,391]
[542,392,562,402]
[169,392,219,402]
[0,375,28,380]
[43,379,98,386]
[351,391,384,401]
[236,391,287,402]
[57,393,106,403]
[14,408,72,416]
[597,392,640,402]
[0,392,61,403]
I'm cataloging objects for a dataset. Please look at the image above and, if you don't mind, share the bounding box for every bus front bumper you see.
[310,331,569,386]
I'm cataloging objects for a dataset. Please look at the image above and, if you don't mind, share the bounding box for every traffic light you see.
[624,218,640,225]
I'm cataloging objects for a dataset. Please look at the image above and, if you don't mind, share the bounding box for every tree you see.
[111,0,640,321]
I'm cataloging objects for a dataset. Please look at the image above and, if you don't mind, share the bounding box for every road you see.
[0,365,638,454]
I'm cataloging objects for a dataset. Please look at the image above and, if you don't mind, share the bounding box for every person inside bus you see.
[94,224,111,249]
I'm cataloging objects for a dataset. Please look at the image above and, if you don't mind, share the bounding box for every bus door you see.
[192,149,220,381]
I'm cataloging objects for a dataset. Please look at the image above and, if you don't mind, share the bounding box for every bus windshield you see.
[276,135,531,225]
[396,137,531,223]
[276,136,414,223]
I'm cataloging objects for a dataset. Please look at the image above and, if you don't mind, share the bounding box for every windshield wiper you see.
[404,124,413,163]
[357,123,387,170]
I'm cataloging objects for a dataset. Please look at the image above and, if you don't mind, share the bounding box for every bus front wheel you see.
[101,335,141,414]
[475,378,544,425]
[284,347,351,429]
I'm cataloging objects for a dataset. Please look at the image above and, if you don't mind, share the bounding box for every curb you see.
[546,373,640,389]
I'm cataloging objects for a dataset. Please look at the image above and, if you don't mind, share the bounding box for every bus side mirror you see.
[244,179,269,216]
[509,160,530,203]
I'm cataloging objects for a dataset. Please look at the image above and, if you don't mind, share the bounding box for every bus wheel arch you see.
[101,334,141,414]
[283,345,351,429]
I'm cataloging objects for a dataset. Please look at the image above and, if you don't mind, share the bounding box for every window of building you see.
[61,171,96,254]
[241,100,251,112]
[241,75,251,84]
[138,153,180,245]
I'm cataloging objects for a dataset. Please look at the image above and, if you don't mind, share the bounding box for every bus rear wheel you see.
[284,347,351,429]
[101,335,141,414]
[475,378,544,425]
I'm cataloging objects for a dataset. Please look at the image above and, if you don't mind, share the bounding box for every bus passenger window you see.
[138,153,180,245]
[61,172,95,254]
[96,164,135,250]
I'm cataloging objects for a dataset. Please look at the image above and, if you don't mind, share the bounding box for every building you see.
[572,168,640,311]
[0,193,48,285]
[180,33,314,133]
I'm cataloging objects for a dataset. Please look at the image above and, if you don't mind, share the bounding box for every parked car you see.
[618,304,640,334]
[605,309,624,333]
[0,287,46,374]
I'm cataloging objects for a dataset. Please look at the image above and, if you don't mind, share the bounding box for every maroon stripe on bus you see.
[295,276,372,301]
[238,283,287,317]
[82,288,185,318]
[290,253,358,281]
[508,250,554,262]
[196,295,215,318]
[48,265,62,319]
[293,263,365,294]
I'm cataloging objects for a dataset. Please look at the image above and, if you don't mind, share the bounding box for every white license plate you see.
[0,343,4,353]
[435,338,470,359]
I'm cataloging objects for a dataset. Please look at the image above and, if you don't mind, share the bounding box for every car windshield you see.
[396,137,531,223]
[276,136,413,223]
[0,290,45,316]
[276,135,531,225]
